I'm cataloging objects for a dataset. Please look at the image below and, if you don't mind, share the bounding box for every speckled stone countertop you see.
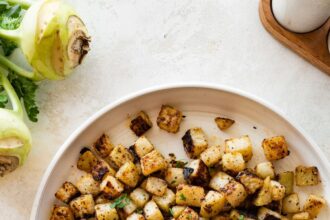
[1,0,329,219]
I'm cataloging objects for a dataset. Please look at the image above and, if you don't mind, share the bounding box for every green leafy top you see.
[109,194,130,209]
[0,85,8,107]
[0,2,38,122]
[8,71,38,122]
[0,1,23,55]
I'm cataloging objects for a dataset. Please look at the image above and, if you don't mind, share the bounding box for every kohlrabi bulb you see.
[0,108,32,176]
[0,0,90,80]
[0,72,32,176]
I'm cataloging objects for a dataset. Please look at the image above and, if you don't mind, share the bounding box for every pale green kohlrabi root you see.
[0,0,90,80]
[0,71,32,176]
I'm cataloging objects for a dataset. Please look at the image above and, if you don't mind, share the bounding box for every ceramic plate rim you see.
[30,83,330,219]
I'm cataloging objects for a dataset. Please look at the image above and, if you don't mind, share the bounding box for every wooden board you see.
[259,0,330,75]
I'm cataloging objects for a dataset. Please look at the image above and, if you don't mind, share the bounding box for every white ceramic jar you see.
[272,0,330,33]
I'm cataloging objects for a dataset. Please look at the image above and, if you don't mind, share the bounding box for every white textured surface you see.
[0,0,329,219]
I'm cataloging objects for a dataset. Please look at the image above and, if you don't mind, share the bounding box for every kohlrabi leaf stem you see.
[0,28,20,43]
[6,0,31,9]
[0,70,23,118]
[0,54,42,80]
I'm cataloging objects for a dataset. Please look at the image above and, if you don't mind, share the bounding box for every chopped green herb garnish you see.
[109,194,130,209]
[180,193,186,201]
[169,207,174,216]
[170,180,176,184]
[239,215,245,220]
[175,160,188,168]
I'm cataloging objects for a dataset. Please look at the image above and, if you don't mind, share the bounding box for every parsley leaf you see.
[239,215,245,220]
[179,193,186,201]
[109,194,130,209]
[8,71,39,122]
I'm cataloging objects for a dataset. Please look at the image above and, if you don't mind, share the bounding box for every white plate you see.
[31,84,330,219]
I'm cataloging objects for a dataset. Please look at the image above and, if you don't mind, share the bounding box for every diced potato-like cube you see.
[182,127,208,159]
[229,209,244,220]
[95,194,111,204]
[153,188,175,212]
[177,207,199,220]
[109,144,134,168]
[145,177,167,196]
[69,194,95,219]
[55,181,80,204]
[127,213,145,220]
[262,136,289,161]
[95,203,119,220]
[134,136,154,158]
[200,190,226,217]
[222,152,246,174]
[292,212,311,220]
[130,188,150,208]
[100,175,124,199]
[214,117,235,130]
[211,215,231,220]
[295,166,320,186]
[130,111,153,136]
[93,133,114,158]
[221,180,247,207]
[76,173,100,196]
[303,194,326,218]
[184,159,210,187]
[270,180,286,201]
[91,159,116,182]
[165,167,186,187]
[156,105,183,133]
[282,193,300,214]
[221,200,232,213]
[50,206,74,220]
[257,207,282,220]
[209,172,233,192]
[277,171,294,195]
[255,162,275,179]
[77,148,98,173]
[176,184,205,207]
[139,179,148,190]
[116,161,139,188]
[144,200,164,220]
[141,150,167,176]
[225,135,253,161]
[123,198,137,215]
[254,176,272,206]
[170,206,186,218]
[200,145,224,167]
[236,168,263,194]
